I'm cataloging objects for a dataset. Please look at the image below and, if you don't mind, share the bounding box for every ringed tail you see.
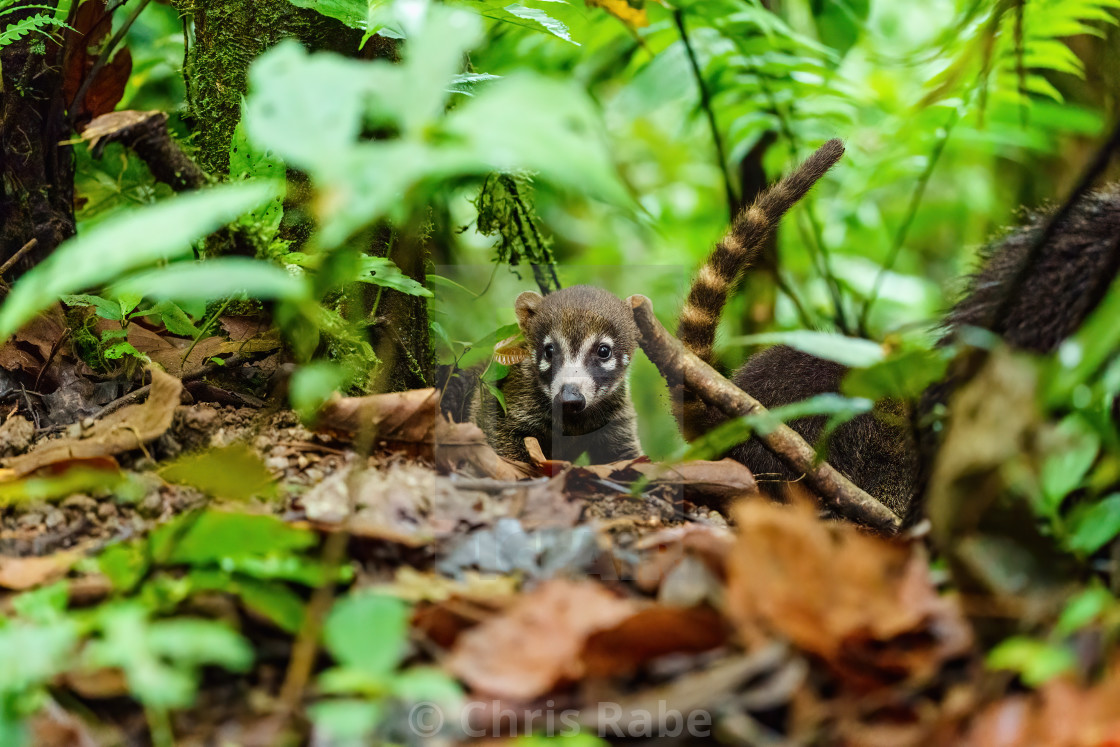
[675,138,845,439]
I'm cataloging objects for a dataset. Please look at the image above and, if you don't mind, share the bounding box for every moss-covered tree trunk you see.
[0,3,75,276]
[174,0,431,392]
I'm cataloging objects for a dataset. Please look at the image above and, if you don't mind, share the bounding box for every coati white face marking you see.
[514,286,639,418]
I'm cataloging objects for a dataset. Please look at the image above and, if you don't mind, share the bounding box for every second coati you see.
[677,144,1120,520]
[470,140,849,465]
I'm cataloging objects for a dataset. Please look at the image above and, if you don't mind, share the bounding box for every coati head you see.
[514,285,640,419]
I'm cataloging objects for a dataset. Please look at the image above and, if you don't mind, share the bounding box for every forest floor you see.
[1,310,1117,746]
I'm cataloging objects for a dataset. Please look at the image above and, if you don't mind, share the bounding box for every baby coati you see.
[677,147,1120,520]
[475,285,644,464]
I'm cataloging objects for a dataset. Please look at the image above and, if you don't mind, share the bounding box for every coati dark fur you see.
[474,285,644,464]
[677,144,1120,520]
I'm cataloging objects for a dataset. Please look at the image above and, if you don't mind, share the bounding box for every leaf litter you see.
[0,340,1117,745]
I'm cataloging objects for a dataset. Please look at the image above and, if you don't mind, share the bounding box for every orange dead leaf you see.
[446,579,637,700]
[0,551,79,590]
[586,0,650,29]
[725,499,972,690]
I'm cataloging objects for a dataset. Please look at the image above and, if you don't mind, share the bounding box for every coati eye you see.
[543,343,554,360]
[597,344,612,359]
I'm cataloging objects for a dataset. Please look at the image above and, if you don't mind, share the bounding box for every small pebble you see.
[96,501,118,520]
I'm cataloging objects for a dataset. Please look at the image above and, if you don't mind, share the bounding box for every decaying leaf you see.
[725,499,972,689]
[447,579,637,699]
[962,664,1120,746]
[0,550,79,590]
[582,605,729,677]
[0,306,68,381]
[3,368,182,477]
[61,0,133,127]
[317,388,438,443]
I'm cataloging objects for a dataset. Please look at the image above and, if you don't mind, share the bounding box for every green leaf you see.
[842,348,950,400]
[159,443,277,501]
[503,4,576,44]
[725,331,885,368]
[1056,585,1115,634]
[1040,414,1101,512]
[323,593,409,677]
[987,636,1076,687]
[484,381,507,414]
[308,699,384,743]
[149,510,317,566]
[111,258,307,303]
[0,182,279,342]
[358,256,433,297]
[146,301,203,337]
[285,0,368,29]
[290,361,352,420]
[1064,494,1120,556]
[61,293,123,321]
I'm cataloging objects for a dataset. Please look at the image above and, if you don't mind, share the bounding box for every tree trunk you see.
[0,4,75,277]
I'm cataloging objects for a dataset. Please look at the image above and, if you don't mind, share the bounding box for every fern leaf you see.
[0,13,66,49]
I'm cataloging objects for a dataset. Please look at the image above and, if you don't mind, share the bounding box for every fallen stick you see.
[629,295,901,534]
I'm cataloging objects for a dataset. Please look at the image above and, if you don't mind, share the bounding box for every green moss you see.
[174,0,368,177]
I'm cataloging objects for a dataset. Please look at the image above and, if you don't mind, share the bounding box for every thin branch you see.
[858,105,961,335]
[630,295,901,533]
[674,8,738,220]
[68,0,153,124]
[0,238,38,278]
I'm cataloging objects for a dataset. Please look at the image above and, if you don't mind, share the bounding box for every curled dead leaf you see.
[725,499,972,690]
[0,551,78,590]
[3,368,182,477]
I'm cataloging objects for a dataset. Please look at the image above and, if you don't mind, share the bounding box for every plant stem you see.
[858,105,960,335]
[674,8,738,220]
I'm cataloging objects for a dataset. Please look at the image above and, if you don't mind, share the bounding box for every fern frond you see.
[0,13,67,49]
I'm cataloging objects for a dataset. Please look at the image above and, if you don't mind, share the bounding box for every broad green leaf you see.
[285,0,368,29]
[229,121,286,235]
[149,510,317,565]
[0,182,279,342]
[1064,494,1120,556]
[159,443,277,501]
[323,593,409,677]
[61,293,124,321]
[0,620,78,692]
[503,4,576,44]
[111,258,307,303]
[725,331,885,368]
[146,300,203,337]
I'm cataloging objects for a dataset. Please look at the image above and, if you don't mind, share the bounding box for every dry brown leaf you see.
[962,667,1120,746]
[80,110,161,151]
[61,0,132,127]
[0,551,78,590]
[582,605,729,678]
[219,315,272,342]
[318,388,437,443]
[447,579,637,700]
[103,320,280,376]
[633,523,734,594]
[569,458,758,507]
[3,368,182,476]
[725,499,972,690]
[0,306,68,379]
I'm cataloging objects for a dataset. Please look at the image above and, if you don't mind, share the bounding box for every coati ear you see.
[514,291,543,333]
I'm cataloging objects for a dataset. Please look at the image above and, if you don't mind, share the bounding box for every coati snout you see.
[515,286,638,421]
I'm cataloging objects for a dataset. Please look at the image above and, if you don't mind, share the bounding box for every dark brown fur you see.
[678,163,1120,519]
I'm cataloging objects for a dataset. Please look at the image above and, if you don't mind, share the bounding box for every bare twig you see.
[630,295,901,533]
[68,0,153,124]
[0,238,38,278]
